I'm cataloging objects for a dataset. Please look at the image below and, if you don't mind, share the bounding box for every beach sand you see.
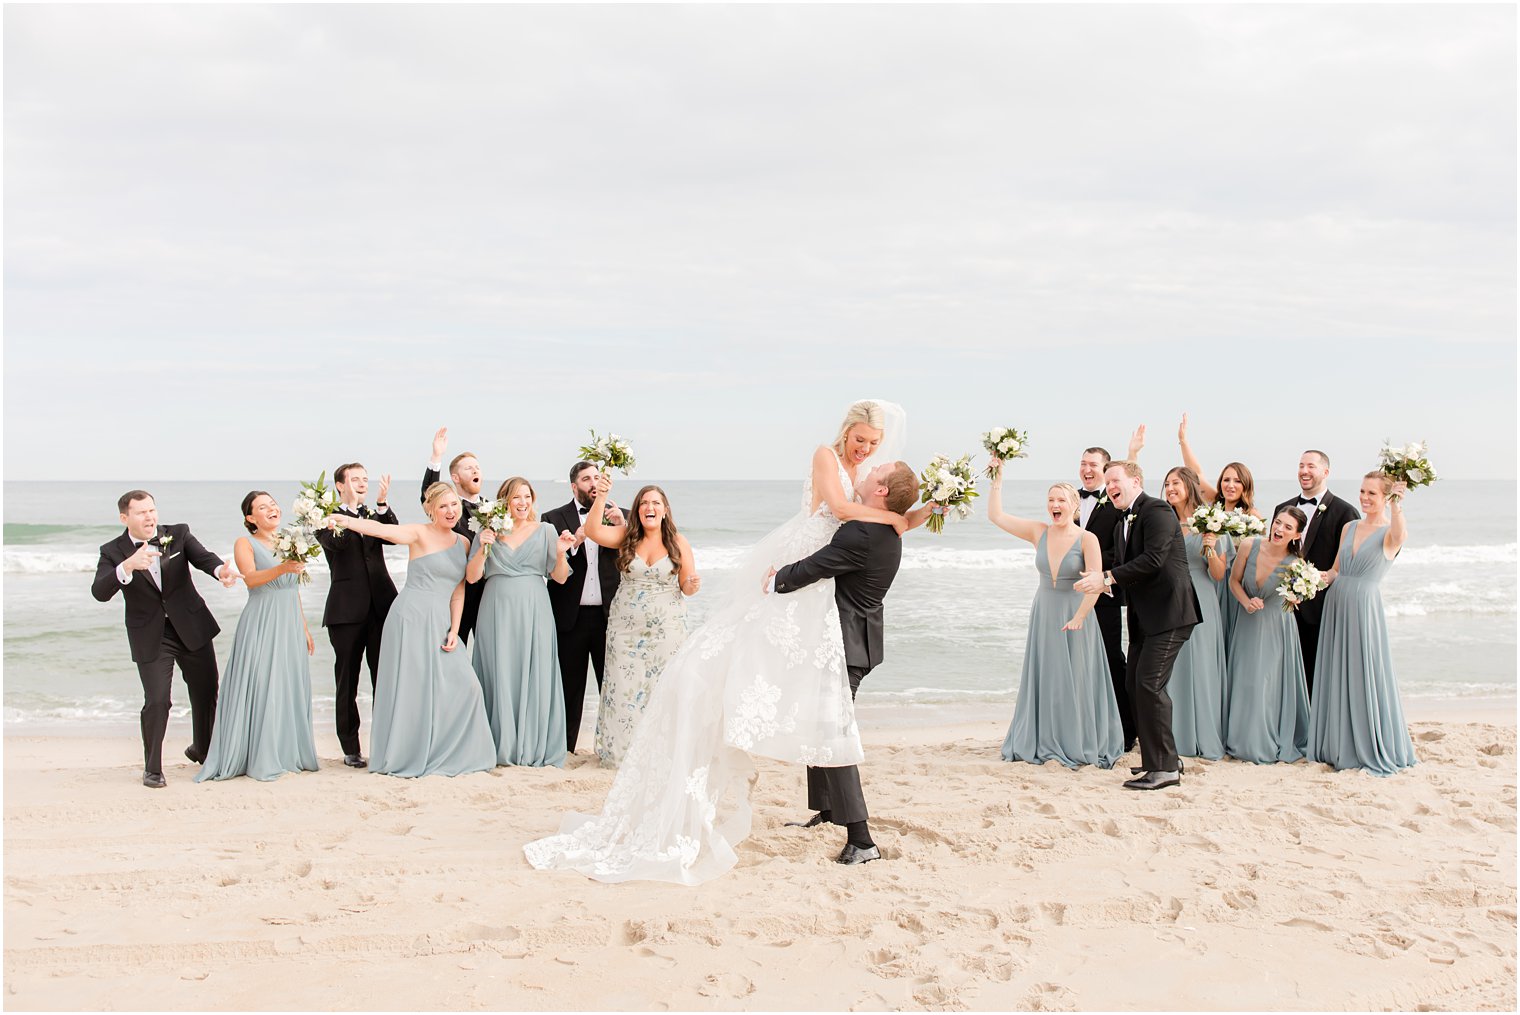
[4,705,1515,1011]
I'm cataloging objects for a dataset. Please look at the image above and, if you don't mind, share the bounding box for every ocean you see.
[4,478,1514,733]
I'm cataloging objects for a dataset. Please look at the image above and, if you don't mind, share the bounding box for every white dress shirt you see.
[116,537,164,589]
[576,503,603,607]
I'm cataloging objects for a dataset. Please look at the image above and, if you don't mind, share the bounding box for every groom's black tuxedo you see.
[1272,488,1358,695]
[420,469,484,643]
[1109,492,1200,776]
[541,497,623,754]
[1084,494,1133,745]
[775,520,903,826]
[91,523,225,775]
[317,504,399,756]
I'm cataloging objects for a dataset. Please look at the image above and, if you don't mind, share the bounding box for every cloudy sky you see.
[5,4,1513,482]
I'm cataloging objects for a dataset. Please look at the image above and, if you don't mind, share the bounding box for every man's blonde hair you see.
[1105,459,1144,483]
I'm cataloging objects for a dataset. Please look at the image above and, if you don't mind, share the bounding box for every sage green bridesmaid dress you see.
[1223,540,1310,764]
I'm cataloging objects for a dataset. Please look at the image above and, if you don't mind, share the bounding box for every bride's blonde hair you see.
[831,400,886,458]
[1048,482,1082,515]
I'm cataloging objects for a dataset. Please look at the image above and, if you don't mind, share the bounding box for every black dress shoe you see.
[1123,770,1181,791]
[835,843,881,865]
[785,811,829,829]
[1130,761,1184,776]
[143,771,167,789]
[343,754,368,769]
[184,746,205,764]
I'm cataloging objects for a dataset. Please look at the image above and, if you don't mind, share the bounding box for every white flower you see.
[991,427,1007,439]
[1317,503,1327,514]
[1407,468,1425,484]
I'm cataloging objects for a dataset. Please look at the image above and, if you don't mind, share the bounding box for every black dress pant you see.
[1125,623,1192,775]
[135,619,219,775]
[328,603,387,756]
[558,606,608,753]
[1094,600,1135,748]
[1294,613,1320,700]
[806,664,869,826]
[459,579,484,645]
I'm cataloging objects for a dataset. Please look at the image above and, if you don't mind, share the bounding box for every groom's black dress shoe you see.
[1129,761,1184,776]
[785,811,829,829]
[184,746,205,765]
[1123,770,1181,791]
[143,771,167,789]
[343,754,368,769]
[835,844,881,865]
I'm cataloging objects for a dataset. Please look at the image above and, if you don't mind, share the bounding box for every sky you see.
[4,4,1515,484]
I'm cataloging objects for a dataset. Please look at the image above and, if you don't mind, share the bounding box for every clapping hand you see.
[556,530,578,555]
[604,503,624,526]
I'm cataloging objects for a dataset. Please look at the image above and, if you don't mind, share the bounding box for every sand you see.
[4,706,1515,1011]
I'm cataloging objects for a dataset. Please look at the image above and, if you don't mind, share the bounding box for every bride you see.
[524,400,916,884]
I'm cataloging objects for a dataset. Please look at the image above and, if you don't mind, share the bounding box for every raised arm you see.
[984,463,1046,545]
[1177,413,1219,503]
[1385,481,1408,557]
[583,473,627,550]
[331,514,422,546]
[422,427,447,503]
[1126,424,1146,462]
[812,446,906,532]
[465,531,492,584]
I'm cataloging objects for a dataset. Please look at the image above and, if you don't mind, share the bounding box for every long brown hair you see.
[617,485,682,574]
[1213,461,1257,513]
[1163,467,1204,516]
[1274,506,1308,558]
[496,477,538,523]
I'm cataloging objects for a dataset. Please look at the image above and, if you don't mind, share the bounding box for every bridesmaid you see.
[331,482,495,778]
[583,474,700,768]
[1161,467,1229,760]
[1178,413,1263,648]
[196,492,319,782]
[990,469,1123,769]
[1307,473,1415,776]
[466,477,577,767]
[1224,507,1311,764]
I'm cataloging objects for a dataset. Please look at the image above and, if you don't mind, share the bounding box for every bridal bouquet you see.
[1276,558,1328,613]
[1225,509,1266,540]
[466,497,513,556]
[291,472,341,532]
[1378,440,1437,499]
[272,523,323,586]
[1187,503,1232,536]
[919,453,978,534]
[980,426,1030,478]
[578,430,637,475]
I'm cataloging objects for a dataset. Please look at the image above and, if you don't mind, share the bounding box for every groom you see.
[766,460,917,865]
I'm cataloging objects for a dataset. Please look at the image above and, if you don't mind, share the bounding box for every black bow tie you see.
[1079,489,1101,499]
[577,506,590,515]
[1297,496,1318,506]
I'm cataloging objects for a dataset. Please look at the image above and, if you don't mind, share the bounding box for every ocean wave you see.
[1396,543,1516,565]
[3,522,125,545]
[4,549,336,576]
[1384,582,1513,617]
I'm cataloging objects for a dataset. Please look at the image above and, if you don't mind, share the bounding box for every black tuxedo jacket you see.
[421,466,483,539]
[540,499,622,632]
[1084,494,1126,607]
[1272,489,1359,625]
[91,523,225,663]
[774,520,902,673]
[1110,492,1201,637]
[316,504,399,626]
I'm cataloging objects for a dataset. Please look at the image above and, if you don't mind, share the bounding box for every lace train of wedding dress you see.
[524,441,898,884]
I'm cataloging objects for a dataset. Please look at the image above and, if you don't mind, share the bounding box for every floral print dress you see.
[595,553,689,767]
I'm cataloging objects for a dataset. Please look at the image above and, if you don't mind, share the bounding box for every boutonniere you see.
[1096,492,1110,508]
[1124,510,1137,523]
[155,533,174,550]
[1316,503,1327,514]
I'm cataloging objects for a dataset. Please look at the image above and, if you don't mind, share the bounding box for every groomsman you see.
[316,463,398,768]
[542,461,624,754]
[91,490,238,787]
[1078,445,1135,750]
[1075,461,1200,791]
[421,426,486,643]
[1272,450,1359,696]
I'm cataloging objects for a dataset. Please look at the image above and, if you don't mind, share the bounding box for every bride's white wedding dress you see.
[525,416,904,885]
